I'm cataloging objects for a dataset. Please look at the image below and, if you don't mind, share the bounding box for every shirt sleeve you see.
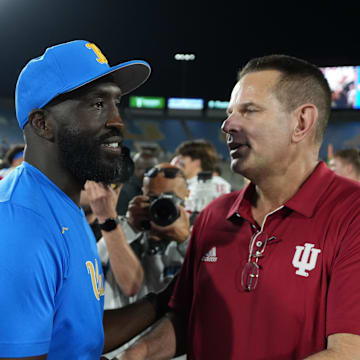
[97,237,110,264]
[326,215,360,337]
[0,204,63,357]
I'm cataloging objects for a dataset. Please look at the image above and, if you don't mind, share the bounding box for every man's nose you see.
[221,114,233,134]
[106,103,124,129]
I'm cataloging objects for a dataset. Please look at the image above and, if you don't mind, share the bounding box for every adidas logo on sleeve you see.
[201,247,218,262]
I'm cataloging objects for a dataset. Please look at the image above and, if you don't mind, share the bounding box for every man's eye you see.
[244,107,256,114]
[94,101,104,109]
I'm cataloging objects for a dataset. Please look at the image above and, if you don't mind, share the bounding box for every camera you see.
[149,192,184,227]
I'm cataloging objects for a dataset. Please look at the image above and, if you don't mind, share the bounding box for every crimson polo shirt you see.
[169,161,360,360]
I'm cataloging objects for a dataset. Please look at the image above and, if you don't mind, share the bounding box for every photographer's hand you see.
[128,195,151,231]
[150,206,190,244]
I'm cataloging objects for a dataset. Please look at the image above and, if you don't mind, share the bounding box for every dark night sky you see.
[0,0,358,102]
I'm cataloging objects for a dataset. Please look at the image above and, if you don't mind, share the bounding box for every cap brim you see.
[109,60,151,95]
[64,60,151,96]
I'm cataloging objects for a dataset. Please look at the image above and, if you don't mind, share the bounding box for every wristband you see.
[98,217,120,232]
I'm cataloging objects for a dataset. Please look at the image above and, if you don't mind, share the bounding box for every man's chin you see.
[230,158,244,174]
[67,162,119,184]
[88,160,133,184]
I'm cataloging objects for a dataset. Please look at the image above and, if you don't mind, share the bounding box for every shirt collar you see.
[226,182,255,221]
[284,161,335,217]
[226,161,335,220]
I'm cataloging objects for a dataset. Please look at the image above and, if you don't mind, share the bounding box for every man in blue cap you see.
[0,40,170,359]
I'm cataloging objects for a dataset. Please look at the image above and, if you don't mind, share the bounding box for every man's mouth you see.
[102,142,121,149]
[101,136,123,153]
[228,142,250,157]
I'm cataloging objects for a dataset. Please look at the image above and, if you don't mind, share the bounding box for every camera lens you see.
[149,196,180,226]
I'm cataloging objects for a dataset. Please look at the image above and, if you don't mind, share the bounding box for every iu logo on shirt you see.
[86,259,105,300]
[292,243,321,277]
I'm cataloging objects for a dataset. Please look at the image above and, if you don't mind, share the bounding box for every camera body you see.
[137,192,185,255]
[149,192,184,227]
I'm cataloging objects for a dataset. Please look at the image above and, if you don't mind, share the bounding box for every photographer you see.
[127,163,190,294]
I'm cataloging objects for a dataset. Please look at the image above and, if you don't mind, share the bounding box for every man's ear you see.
[193,158,202,171]
[292,104,318,144]
[28,109,55,141]
[346,163,354,176]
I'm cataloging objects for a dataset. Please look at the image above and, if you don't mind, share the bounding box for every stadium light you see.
[174,53,196,61]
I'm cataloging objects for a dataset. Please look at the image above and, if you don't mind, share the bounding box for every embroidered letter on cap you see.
[85,43,108,64]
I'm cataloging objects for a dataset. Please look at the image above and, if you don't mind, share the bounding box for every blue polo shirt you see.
[0,162,105,358]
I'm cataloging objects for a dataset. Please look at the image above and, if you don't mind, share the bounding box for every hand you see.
[149,205,190,244]
[84,180,122,223]
[128,195,151,231]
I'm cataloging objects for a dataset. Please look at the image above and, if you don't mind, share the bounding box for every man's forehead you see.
[75,77,122,97]
[229,70,281,105]
[46,78,122,108]
[58,76,121,100]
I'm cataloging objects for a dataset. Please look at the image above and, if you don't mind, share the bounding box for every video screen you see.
[321,66,360,109]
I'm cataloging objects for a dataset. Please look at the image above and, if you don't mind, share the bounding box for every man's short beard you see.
[57,127,134,185]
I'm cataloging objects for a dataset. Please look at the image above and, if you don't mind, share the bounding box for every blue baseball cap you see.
[15,40,151,129]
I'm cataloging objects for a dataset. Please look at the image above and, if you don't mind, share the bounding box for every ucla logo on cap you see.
[85,43,108,64]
